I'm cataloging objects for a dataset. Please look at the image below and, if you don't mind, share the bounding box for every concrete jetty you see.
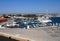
[0,27,60,41]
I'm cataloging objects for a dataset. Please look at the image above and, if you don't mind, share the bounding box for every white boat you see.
[6,20,17,27]
[38,17,52,23]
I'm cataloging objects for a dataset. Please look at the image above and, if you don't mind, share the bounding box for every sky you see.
[0,0,60,14]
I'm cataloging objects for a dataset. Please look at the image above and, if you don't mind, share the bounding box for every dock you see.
[0,26,60,41]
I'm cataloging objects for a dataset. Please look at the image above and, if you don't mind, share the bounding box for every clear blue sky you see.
[0,0,60,14]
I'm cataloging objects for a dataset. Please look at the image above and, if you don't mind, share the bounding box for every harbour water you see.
[0,36,17,41]
[14,18,40,28]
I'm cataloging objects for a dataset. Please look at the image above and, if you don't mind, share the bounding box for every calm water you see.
[15,18,40,28]
[50,17,60,23]
[47,17,60,26]
[0,36,17,41]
